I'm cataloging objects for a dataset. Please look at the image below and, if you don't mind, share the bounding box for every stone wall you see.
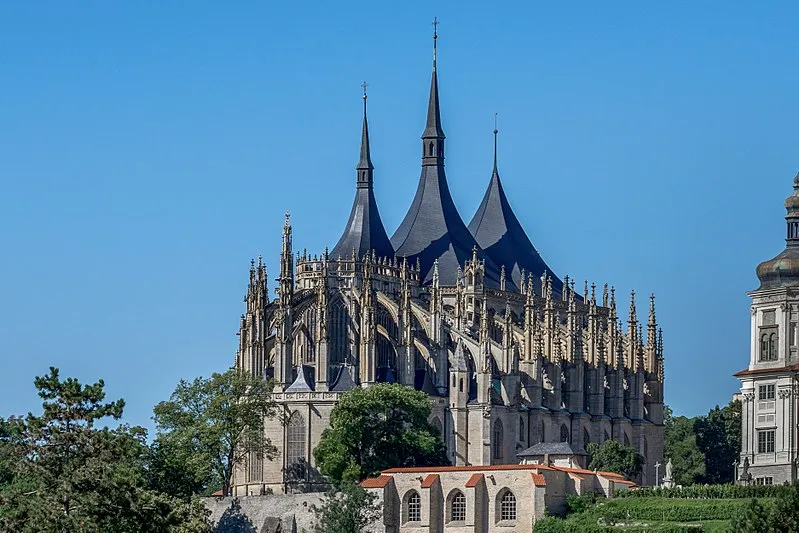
[204,494,324,533]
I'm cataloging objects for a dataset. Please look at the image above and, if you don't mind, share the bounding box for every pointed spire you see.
[422,18,445,146]
[357,81,374,187]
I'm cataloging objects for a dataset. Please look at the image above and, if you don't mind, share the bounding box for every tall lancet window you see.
[285,411,306,484]
[493,419,504,461]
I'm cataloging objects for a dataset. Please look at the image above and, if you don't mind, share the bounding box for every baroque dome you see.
[756,172,799,289]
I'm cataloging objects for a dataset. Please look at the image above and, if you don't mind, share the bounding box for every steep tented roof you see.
[468,132,563,297]
[391,58,501,287]
[330,94,394,260]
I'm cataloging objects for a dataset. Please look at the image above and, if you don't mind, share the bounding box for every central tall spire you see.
[422,17,445,165]
[392,20,502,287]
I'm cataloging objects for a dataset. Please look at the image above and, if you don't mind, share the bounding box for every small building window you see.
[450,490,466,522]
[406,491,421,522]
[756,476,774,485]
[760,326,779,361]
[758,429,775,454]
[499,490,516,522]
[759,384,776,401]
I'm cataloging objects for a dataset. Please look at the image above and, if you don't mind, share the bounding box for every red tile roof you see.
[421,474,439,488]
[531,472,547,486]
[465,473,484,487]
[361,475,392,488]
[383,464,554,474]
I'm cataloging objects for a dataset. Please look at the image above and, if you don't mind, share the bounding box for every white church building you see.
[736,172,799,485]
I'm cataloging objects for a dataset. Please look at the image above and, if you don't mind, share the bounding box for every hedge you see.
[617,484,790,499]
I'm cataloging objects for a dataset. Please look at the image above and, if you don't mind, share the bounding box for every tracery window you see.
[286,411,306,468]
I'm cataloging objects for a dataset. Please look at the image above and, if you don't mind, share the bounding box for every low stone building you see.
[361,464,635,532]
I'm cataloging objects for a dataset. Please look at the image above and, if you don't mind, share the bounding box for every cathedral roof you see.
[330,91,395,260]
[391,38,502,287]
[468,129,563,296]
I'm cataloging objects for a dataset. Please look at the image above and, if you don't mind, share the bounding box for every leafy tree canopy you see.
[313,482,382,533]
[662,400,742,486]
[153,369,277,497]
[0,367,211,532]
[694,400,741,484]
[313,383,448,484]
[663,406,706,486]
[586,439,644,480]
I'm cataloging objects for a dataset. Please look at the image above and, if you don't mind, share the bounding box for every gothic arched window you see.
[560,424,569,443]
[519,417,525,442]
[498,489,517,522]
[541,420,546,443]
[493,419,504,461]
[286,411,306,481]
[431,417,442,436]
[584,428,591,447]
[449,490,466,522]
[624,433,630,447]
[405,490,421,523]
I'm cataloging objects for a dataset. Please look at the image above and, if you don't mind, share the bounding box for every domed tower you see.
[735,171,799,486]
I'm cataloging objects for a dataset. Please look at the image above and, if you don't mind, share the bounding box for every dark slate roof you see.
[517,442,588,457]
[330,365,356,392]
[391,69,502,287]
[468,146,563,297]
[330,97,394,260]
[285,365,315,393]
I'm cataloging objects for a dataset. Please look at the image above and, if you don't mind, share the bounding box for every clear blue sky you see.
[1,1,797,430]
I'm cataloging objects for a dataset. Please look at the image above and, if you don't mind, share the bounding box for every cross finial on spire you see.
[362,81,368,100]
[432,17,439,71]
[493,113,499,173]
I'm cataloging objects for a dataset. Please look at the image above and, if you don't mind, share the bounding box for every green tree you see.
[586,439,644,480]
[770,483,799,532]
[695,400,741,484]
[730,498,771,533]
[0,367,212,532]
[663,405,706,486]
[153,368,277,496]
[314,383,448,483]
[313,482,382,533]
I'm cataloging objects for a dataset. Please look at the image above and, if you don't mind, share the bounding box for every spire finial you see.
[357,81,374,184]
[432,17,439,71]
[493,113,499,174]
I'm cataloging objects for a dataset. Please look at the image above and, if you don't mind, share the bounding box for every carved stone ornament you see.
[482,405,491,418]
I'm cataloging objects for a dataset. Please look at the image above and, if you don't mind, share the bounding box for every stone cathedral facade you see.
[230,34,665,495]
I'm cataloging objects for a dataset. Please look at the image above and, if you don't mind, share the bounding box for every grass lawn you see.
[534,497,777,532]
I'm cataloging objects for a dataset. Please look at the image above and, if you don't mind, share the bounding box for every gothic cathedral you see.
[231,30,665,495]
